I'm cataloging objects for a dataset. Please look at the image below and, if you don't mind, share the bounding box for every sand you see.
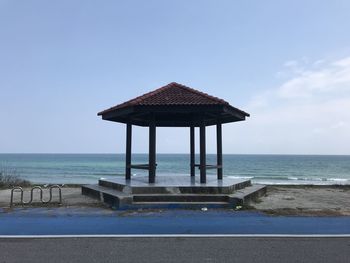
[251,185,350,216]
[0,185,349,216]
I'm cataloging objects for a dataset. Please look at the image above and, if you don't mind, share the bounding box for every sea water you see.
[0,154,349,185]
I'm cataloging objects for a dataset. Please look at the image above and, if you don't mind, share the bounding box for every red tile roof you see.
[98,82,249,116]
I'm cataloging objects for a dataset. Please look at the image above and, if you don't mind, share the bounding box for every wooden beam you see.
[195,164,221,169]
[217,123,223,180]
[190,126,195,177]
[129,164,149,170]
[223,105,248,119]
[125,123,132,180]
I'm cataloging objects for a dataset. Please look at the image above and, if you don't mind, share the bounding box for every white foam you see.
[227,176,254,179]
[328,178,348,182]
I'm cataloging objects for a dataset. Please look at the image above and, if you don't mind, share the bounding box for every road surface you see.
[0,237,349,263]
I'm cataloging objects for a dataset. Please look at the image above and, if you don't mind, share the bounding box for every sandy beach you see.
[251,185,350,216]
[1,185,349,216]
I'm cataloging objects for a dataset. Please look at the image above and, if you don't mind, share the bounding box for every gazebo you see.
[98,82,249,184]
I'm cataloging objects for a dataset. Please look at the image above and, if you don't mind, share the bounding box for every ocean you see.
[0,154,349,185]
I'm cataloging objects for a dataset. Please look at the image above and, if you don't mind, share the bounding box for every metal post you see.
[125,123,132,180]
[200,121,206,184]
[217,123,223,180]
[190,126,195,177]
[149,117,156,184]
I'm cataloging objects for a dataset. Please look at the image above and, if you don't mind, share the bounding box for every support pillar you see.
[200,121,206,184]
[216,123,223,180]
[125,123,132,180]
[190,126,195,177]
[149,117,156,184]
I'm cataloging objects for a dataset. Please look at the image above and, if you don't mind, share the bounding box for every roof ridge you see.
[131,83,174,104]
[98,82,242,116]
[171,82,229,105]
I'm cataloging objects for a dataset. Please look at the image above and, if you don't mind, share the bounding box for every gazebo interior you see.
[82,82,266,210]
[98,82,249,184]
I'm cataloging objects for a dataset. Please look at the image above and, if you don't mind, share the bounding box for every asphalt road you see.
[0,237,349,263]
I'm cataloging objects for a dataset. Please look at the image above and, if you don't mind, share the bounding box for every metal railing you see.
[10,185,62,207]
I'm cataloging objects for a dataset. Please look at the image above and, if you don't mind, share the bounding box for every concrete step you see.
[228,184,267,206]
[82,184,132,208]
[98,177,251,194]
[82,183,266,210]
[129,202,232,209]
[99,179,128,192]
[133,194,230,203]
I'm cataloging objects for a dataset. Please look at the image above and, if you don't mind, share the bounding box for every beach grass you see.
[0,166,31,189]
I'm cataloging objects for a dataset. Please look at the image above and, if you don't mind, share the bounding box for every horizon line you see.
[1,153,350,156]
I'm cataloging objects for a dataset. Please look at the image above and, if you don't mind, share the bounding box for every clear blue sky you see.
[1,0,350,154]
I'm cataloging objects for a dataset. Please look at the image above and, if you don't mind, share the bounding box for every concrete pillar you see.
[200,121,206,184]
[125,123,132,180]
[149,118,156,184]
[216,123,223,180]
[190,126,195,177]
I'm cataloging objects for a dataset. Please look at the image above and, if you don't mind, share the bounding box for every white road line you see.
[0,234,349,239]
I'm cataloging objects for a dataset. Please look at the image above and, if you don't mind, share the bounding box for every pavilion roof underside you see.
[100,104,247,127]
[98,82,249,127]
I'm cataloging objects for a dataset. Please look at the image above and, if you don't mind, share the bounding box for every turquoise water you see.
[0,154,349,185]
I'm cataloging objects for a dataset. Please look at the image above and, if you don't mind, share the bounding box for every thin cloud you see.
[284,60,298,67]
[228,56,350,154]
[278,56,350,99]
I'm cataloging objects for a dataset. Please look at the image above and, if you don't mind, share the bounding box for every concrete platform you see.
[82,175,266,210]
[98,176,251,194]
